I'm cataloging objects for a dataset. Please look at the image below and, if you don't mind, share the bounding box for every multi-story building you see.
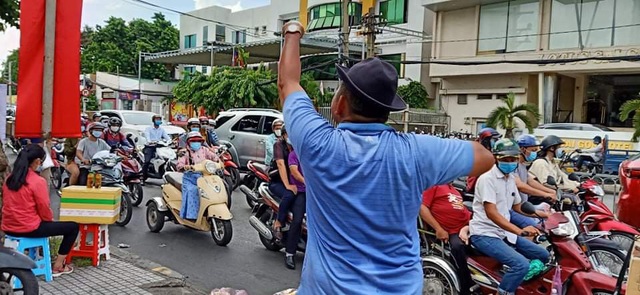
[148,0,434,97]
[426,0,640,134]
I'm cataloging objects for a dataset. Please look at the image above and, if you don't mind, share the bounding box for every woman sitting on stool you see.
[2,144,79,277]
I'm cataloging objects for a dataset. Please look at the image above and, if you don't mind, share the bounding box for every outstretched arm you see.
[278,22,305,107]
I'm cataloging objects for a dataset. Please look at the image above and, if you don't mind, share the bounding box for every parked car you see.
[617,153,640,229]
[536,123,614,132]
[100,110,185,145]
[215,108,283,168]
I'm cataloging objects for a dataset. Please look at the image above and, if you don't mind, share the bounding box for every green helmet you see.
[492,138,520,157]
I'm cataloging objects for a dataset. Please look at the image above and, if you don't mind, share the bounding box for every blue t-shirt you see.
[283,91,474,294]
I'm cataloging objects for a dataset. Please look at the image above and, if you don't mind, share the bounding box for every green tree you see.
[619,99,640,142]
[397,81,429,109]
[81,13,179,79]
[0,0,19,32]
[0,48,18,95]
[81,93,100,111]
[486,92,540,139]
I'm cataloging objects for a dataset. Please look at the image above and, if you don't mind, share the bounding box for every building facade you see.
[426,0,640,134]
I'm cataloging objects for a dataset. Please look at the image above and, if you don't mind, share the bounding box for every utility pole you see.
[360,7,382,59]
[339,0,350,65]
[7,61,12,105]
[42,0,56,137]
[137,51,142,111]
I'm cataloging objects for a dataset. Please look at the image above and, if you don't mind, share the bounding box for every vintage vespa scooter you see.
[145,160,234,246]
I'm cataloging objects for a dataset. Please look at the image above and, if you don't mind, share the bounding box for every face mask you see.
[191,127,200,132]
[555,148,564,159]
[110,126,120,133]
[154,120,162,126]
[274,129,282,137]
[497,161,518,174]
[189,142,202,151]
[92,130,103,138]
[525,151,537,162]
[286,138,292,145]
[36,164,43,173]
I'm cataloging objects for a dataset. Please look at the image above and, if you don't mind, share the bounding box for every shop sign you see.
[553,138,634,151]
[539,48,640,66]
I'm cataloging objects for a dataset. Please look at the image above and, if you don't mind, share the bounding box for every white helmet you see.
[186,131,204,142]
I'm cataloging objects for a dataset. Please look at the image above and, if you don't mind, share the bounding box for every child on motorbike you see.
[529,135,580,193]
[176,132,219,220]
[103,117,132,151]
[469,138,550,295]
[420,184,478,295]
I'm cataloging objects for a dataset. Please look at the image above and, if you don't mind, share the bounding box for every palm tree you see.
[486,92,541,139]
[619,99,640,142]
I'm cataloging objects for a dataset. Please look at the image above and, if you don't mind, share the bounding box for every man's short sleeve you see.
[422,186,437,208]
[476,175,497,205]
[414,136,474,187]
[273,141,284,161]
[283,91,333,154]
[77,138,87,151]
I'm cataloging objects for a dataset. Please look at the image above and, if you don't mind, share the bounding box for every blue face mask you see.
[555,148,564,159]
[191,127,200,132]
[154,120,162,126]
[92,130,103,138]
[525,151,537,162]
[189,142,202,151]
[497,161,518,174]
[286,138,292,145]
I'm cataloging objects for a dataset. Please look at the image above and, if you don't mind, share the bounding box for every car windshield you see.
[593,124,614,131]
[122,113,162,125]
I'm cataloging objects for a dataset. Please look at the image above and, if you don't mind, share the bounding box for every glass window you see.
[379,54,403,77]
[380,0,407,25]
[614,0,640,46]
[260,116,279,134]
[202,66,208,74]
[307,2,362,32]
[215,115,235,127]
[216,25,225,42]
[184,34,196,48]
[478,2,509,52]
[457,94,468,105]
[202,26,208,45]
[232,30,246,44]
[231,115,261,133]
[184,66,195,74]
[477,94,493,100]
[580,0,614,48]
[506,0,540,52]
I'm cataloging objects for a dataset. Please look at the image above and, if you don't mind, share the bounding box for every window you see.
[184,66,195,74]
[201,66,208,74]
[379,54,404,77]
[550,0,638,49]
[478,0,539,53]
[380,0,407,25]
[231,115,261,133]
[457,94,468,105]
[302,54,339,80]
[260,116,279,135]
[262,26,267,34]
[232,30,246,44]
[202,26,208,45]
[216,25,226,42]
[215,115,235,127]
[184,34,197,48]
[307,2,362,32]
[477,94,493,100]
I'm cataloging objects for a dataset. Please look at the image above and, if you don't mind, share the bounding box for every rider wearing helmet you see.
[81,113,89,120]
[75,122,110,185]
[466,128,503,193]
[205,119,219,146]
[142,114,171,182]
[178,118,207,149]
[99,115,110,125]
[92,112,102,122]
[176,131,218,171]
[574,135,604,170]
[515,134,556,202]
[265,118,284,168]
[469,138,550,295]
[103,117,132,150]
[529,135,579,192]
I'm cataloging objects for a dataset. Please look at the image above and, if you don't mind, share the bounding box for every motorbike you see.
[49,138,66,189]
[239,160,270,208]
[142,141,177,180]
[559,150,603,174]
[216,145,240,190]
[115,146,144,207]
[91,150,134,226]
[248,182,307,252]
[422,202,627,295]
[5,135,22,155]
[0,244,39,293]
[145,160,233,246]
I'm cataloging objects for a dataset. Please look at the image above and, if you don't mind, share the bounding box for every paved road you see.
[105,180,301,295]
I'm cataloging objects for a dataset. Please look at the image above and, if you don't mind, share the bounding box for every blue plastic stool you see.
[4,236,53,287]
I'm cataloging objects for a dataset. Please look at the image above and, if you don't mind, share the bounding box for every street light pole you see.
[138,51,142,111]
[42,0,57,137]
[339,0,350,65]
[7,61,12,106]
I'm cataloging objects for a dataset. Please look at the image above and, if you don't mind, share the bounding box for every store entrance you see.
[586,74,640,127]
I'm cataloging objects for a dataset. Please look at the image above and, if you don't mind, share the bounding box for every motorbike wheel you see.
[115,193,133,227]
[0,268,39,294]
[210,218,233,246]
[225,166,240,190]
[50,167,62,189]
[245,176,259,209]
[129,183,144,207]
[259,211,283,252]
[591,245,626,278]
[146,202,165,233]
[422,260,458,295]
[609,231,635,253]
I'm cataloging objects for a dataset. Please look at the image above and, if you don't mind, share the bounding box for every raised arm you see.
[278,22,305,106]
[469,142,495,177]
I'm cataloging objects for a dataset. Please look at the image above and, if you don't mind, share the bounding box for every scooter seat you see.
[253,162,269,175]
[165,172,183,191]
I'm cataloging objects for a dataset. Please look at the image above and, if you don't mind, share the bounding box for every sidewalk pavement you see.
[38,247,207,295]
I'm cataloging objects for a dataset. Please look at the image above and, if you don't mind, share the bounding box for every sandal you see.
[53,264,73,277]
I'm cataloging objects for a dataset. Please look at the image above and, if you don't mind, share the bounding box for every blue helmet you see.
[516,134,539,148]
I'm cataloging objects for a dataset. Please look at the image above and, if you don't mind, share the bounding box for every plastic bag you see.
[42,144,55,169]
[523,259,545,281]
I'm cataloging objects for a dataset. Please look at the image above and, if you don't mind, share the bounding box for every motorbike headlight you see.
[590,186,605,197]
[104,158,117,167]
[550,222,576,237]
[205,161,219,174]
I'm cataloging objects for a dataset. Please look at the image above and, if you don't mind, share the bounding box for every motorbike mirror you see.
[134,137,139,143]
[520,201,537,215]
[568,173,580,182]
[546,176,557,186]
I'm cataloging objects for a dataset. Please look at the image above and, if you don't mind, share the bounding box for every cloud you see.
[0,27,20,64]
[194,0,244,12]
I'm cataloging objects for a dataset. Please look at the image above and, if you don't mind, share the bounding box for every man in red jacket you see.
[421,183,477,295]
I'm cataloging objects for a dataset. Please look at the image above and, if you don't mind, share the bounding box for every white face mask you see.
[110,126,120,133]
[274,129,282,137]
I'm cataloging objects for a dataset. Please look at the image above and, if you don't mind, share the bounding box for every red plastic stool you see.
[65,224,110,267]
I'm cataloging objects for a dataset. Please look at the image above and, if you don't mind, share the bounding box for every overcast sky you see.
[0,0,270,64]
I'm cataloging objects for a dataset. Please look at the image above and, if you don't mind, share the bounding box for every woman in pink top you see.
[2,144,79,276]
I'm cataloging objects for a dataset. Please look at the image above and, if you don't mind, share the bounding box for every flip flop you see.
[53,264,74,277]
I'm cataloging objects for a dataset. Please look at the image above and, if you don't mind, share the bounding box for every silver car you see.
[215,109,283,168]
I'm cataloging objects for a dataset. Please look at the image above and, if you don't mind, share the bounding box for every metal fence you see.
[317,107,450,133]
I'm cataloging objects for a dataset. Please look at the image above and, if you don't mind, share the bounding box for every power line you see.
[347,54,640,66]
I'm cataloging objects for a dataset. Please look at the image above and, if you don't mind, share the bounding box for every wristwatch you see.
[283,21,305,37]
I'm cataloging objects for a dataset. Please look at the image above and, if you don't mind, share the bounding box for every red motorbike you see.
[49,138,65,189]
[116,146,144,207]
[239,160,271,208]
[422,202,627,295]
[216,145,240,190]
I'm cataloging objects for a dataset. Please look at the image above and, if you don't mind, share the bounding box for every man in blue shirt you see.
[278,21,494,294]
[142,114,171,182]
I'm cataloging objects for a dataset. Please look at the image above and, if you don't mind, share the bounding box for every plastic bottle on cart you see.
[87,172,95,188]
[95,173,102,189]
